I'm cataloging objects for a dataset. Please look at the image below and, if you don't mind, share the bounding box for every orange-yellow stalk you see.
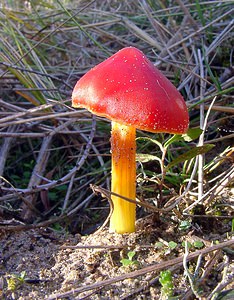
[109,121,136,233]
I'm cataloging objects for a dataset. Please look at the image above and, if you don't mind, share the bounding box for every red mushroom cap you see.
[72,47,189,134]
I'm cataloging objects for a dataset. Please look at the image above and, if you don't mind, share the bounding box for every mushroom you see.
[72,47,189,234]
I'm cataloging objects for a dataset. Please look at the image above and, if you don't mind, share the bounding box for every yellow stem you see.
[110,121,136,233]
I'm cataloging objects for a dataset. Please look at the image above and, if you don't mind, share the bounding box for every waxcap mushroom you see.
[72,47,189,234]
[72,46,189,134]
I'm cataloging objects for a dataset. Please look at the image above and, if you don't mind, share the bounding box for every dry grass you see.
[0,0,233,299]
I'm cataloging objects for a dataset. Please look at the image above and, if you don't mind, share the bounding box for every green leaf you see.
[179,220,191,231]
[182,241,192,248]
[120,251,138,267]
[182,128,203,142]
[136,153,161,163]
[159,270,174,297]
[164,135,182,148]
[18,271,26,283]
[120,258,132,266]
[127,251,136,260]
[155,242,164,249]
[193,241,204,249]
[166,144,215,170]
[168,241,177,250]
[215,289,234,300]
[159,270,173,285]
[164,128,203,148]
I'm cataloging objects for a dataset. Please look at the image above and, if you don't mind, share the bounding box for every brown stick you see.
[191,105,234,114]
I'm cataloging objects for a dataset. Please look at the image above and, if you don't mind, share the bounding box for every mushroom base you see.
[110,121,136,233]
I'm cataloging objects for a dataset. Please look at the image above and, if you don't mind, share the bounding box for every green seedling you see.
[155,241,178,253]
[193,241,204,249]
[168,241,178,250]
[179,220,192,231]
[6,271,26,292]
[182,240,204,250]
[120,251,138,267]
[159,270,174,299]
[182,241,192,249]
[155,242,164,249]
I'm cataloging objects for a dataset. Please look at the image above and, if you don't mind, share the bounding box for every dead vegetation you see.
[0,0,233,299]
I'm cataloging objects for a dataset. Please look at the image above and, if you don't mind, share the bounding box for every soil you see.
[0,212,233,300]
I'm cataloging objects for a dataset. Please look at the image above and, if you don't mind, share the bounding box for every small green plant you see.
[193,241,204,249]
[120,251,138,267]
[182,241,192,249]
[155,241,164,249]
[182,240,204,250]
[154,240,179,255]
[159,270,174,299]
[179,220,192,231]
[168,241,178,250]
[6,271,26,292]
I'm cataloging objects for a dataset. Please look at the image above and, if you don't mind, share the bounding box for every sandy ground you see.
[0,213,233,300]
